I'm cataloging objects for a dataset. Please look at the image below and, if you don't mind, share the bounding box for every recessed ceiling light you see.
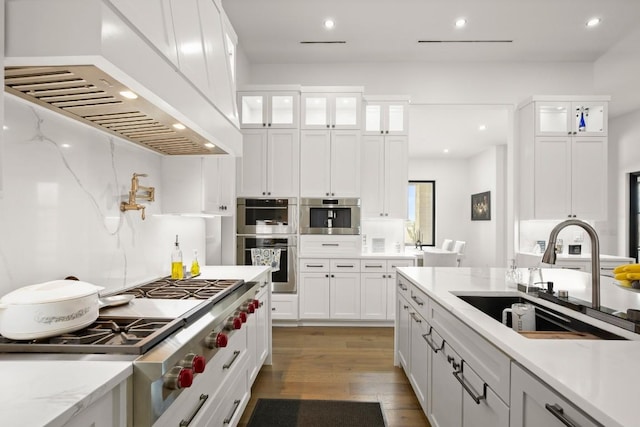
[479,124,487,131]
[443,148,450,154]
[586,17,601,27]
[455,18,467,28]
[173,123,186,130]
[61,143,71,148]
[2,125,7,130]
[119,90,138,99]
[324,19,335,30]
[204,142,215,148]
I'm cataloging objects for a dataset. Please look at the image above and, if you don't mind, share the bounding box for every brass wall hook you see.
[120,173,155,220]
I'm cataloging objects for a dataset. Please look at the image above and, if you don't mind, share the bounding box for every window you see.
[406,181,435,246]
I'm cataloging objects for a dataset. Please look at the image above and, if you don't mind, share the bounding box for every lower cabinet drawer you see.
[429,299,511,403]
[206,357,250,426]
[271,295,299,319]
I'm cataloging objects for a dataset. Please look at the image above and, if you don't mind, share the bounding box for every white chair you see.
[423,250,459,267]
[453,240,466,266]
[441,239,454,251]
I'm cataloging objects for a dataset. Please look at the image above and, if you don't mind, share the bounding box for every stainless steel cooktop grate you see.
[4,65,226,155]
[120,278,244,300]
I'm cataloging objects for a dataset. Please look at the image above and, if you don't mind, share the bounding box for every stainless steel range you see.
[0,274,268,426]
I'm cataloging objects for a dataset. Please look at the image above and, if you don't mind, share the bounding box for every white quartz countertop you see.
[0,360,132,427]
[398,266,640,427]
[0,265,270,427]
[517,251,634,262]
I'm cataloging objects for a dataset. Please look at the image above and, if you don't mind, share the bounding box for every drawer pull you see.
[179,394,209,426]
[423,328,445,353]
[365,264,384,268]
[223,350,241,369]
[453,360,487,404]
[409,312,422,323]
[336,264,355,268]
[223,399,242,424]
[321,243,339,246]
[411,295,425,306]
[545,403,578,427]
[306,264,325,268]
[398,283,408,291]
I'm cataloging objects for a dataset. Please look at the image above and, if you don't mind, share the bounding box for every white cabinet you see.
[247,279,271,385]
[65,379,127,427]
[535,101,607,137]
[300,130,360,198]
[518,96,609,221]
[301,89,362,130]
[396,290,411,370]
[108,0,179,65]
[408,309,431,411]
[510,363,601,427]
[299,258,361,320]
[271,294,299,320]
[363,98,409,136]
[361,259,414,320]
[237,128,299,197]
[361,135,408,218]
[162,155,235,215]
[238,91,299,129]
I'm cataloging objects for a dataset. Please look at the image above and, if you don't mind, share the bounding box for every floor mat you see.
[246,398,386,427]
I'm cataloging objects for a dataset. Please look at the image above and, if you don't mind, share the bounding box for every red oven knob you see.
[164,366,194,390]
[237,311,248,323]
[225,316,242,330]
[206,331,228,349]
[252,299,260,309]
[241,301,255,313]
[182,353,206,373]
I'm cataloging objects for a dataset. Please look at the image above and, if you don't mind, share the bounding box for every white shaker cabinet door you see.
[171,0,208,93]
[267,129,299,197]
[360,273,387,320]
[330,130,361,198]
[300,131,332,197]
[299,273,330,319]
[384,136,408,218]
[397,294,411,371]
[570,136,607,220]
[237,130,268,196]
[330,273,361,319]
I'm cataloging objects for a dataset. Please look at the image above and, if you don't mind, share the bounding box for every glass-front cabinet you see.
[301,88,363,130]
[363,97,409,135]
[238,91,299,129]
[535,99,608,137]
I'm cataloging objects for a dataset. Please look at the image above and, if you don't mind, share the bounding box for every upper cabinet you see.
[238,90,300,129]
[535,100,607,137]
[518,96,610,221]
[363,97,409,136]
[301,87,363,130]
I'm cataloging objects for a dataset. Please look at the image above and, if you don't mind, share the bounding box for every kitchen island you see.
[397,266,640,427]
[0,265,271,427]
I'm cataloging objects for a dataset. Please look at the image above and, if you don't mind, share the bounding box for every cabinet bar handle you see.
[544,403,578,427]
[424,327,445,353]
[223,399,242,424]
[223,350,241,369]
[398,283,408,291]
[411,295,425,306]
[322,243,340,246]
[365,264,384,268]
[305,264,325,268]
[179,394,209,426]
[409,312,422,323]
[336,264,355,268]
[453,360,487,405]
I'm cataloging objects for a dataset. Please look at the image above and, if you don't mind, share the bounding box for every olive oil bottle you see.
[171,235,183,279]
[190,250,200,277]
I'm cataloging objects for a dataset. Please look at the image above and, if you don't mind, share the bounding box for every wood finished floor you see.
[238,326,430,427]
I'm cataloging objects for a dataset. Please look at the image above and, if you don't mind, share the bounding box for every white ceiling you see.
[222,0,640,158]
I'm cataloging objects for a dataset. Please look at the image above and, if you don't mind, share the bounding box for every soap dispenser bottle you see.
[190,250,200,277]
[171,235,184,279]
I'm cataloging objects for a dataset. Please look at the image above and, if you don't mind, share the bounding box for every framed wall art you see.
[471,191,491,221]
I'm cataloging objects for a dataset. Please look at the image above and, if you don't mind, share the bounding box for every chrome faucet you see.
[541,218,601,309]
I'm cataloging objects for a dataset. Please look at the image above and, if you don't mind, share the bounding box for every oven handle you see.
[223,350,241,369]
[179,393,209,427]
[223,399,242,424]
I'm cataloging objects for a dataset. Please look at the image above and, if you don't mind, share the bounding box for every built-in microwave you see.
[300,198,361,235]
[237,198,297,234]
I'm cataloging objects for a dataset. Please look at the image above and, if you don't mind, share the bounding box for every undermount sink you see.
[456,294,626,340]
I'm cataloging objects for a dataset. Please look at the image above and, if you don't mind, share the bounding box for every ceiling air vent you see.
[418,40,513,44]
[300,41,347,44]
[4,65,226,155]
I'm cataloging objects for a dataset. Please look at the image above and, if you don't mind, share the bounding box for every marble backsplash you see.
[0,95,207,295]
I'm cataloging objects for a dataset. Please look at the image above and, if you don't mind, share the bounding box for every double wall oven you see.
[236,198,297,293]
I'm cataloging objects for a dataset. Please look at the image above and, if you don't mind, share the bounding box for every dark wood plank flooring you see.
[238,326,430,427]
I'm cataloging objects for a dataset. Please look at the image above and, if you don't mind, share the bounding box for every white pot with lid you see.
[0,280,103,340]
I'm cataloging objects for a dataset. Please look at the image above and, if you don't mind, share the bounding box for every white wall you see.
[0,95,206,295]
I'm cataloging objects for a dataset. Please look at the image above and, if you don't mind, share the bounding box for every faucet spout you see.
[542,218,601,309]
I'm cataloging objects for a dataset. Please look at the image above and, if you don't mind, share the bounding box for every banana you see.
[615,273,630,281]
[618,280,632,288]
[622,264,640,273]
[626,273,640,281]
[614,265,629,274]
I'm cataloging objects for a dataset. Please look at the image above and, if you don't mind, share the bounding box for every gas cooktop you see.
[118,277,243,300]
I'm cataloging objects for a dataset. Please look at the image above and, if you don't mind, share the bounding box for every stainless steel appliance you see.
[0,277,266,426]
[300,198,361,235]
[237,235,297,293]
[237,198,297,235]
